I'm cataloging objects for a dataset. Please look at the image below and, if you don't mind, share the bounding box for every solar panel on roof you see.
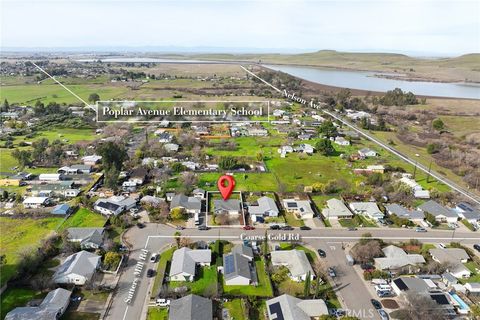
[430,294,449,305]
[224,255,235,275]
[393,278,408,291]
[287,202,297,208]
[269,301,284,320]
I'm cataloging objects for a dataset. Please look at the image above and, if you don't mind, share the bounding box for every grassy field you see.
[0,216,64,285]
[151,247,176,298]
[0,288,44,319]
[62,311,101,320]
[59,207,107,230]
[169,265,218,295]
[223,258,273,297]
[224,299,247,320]
[146,307,169,320]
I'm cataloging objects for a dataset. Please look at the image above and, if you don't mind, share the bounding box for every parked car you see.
[415,227,427,232]
[147,269,155,277]
[371,299,382,310]
[136,222,145,229]
[300,226,311,230]
[156,298,171,307]
[317,249,326,258]
[360,263,375,271]
[150,253,159,263]
[377,290,394,298]
[281,225,294,230]
[243,225,255,230]
[438,243,446,249]
[347,227,357,231]
[176,225,185,230]
[327,267,336,277]
[474,244,480,252]
[198,225,210,231]
[378,309,389,320]
[269,225,280,230]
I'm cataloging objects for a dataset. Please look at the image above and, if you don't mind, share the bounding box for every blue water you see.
[450,292,469,310]
[264,64,480,100]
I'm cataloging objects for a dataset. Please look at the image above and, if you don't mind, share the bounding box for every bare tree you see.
[396,293,449,320]
[350,240,383,264]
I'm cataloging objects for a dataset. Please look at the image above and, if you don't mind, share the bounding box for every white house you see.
[349,202,384,221]
[214,199,241,215]
[94,196,137,216]
[418,200,458,224]
[39,173,63,181]
[266,294,328,320]
[23,196,50,208]
[358,148,377,158]
[53,251,101,285]
[429,248,471,279]
[283,199,315,219]
[169,247,211,282]
[223,245,256,286]
[322,199,353,219]
[374,245,425,271]
[271,250,315,282]
[333,136,350,146]
[82,155,102,166]
[170,194,201,214]
[248,196,279,220]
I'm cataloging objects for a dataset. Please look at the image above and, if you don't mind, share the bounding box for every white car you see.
[156,298,170,307]
[438,243,446,249]
[150,253,159,263]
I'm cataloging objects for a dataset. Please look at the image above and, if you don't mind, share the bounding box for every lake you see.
[264,64,480,100]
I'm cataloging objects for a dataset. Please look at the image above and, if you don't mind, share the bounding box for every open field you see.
[146,307,168,320]
[224,299,247,320]
[59,207,107,230]
[0,216,64,285]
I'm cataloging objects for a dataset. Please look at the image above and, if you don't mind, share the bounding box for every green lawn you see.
[169,265,218,295]
[151,247,176,298]
[61,311,101,320]
[0,288,44,319]
[59,207,107,230]
[199,172,279,192]
[462,261,480,283]
[338,219,358,228]
[224,299,247,320]
[0,216,64,285]
[223,258,273,297]
[146,307,168,320]
[284,212,305,227]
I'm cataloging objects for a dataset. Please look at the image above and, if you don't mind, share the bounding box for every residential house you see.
[182,161,198,170]
[223,245,257,286]
[386,204,425,223]
[23,196,50,208]
[248,196,279,221]
[51,203,73,215]
[465,282,480,296]
[57,165,92,175]
[30,182,80,198]
[374,245,425,271]
[140,195,165,207]
[169,247,211,281]
[213,199,241,215]
[247,127,268,136]
[169,294,212,320]
[94,196,137,216]
[429,248,471,279]
[164,143,179,152]
[357,148,377,158]
[266,294,329,320]
[129,168,148,185]
[192,188,206,199]
[333,136,350,146]
[349,202,384,221]
[418,200,458,224]
[295,144,314,155]
[39,173,63,181]
[282,199,315,219]
[322,199,354,219]
[170,194,202,214]
[346,110,371,121]
[271,250,315,282]
[158,132,173,143]
[455,202,480,225]
[5,288,71,320]
[67,228,105,249]
[82,155,102,166]
[399,176,430,199]
[53,251,101,285]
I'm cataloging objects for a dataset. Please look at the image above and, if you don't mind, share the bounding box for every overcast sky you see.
[1,0,479,56]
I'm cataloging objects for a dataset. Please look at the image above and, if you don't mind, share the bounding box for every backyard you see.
[222,258,273,297]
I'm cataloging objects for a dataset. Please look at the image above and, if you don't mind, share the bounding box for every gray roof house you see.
[94,196,137,216]
[213,199,241,215]
[170,194,201,214]
[5,288,71,320]
[248,196,279,218]
[455,202,480,223]
[374,245,425,270]
[53,250,101,285]
[67,227,105,249]
[349,202,384,221]
[271,250,314,282]
[322,199,353,219]
[169,247,211,282]
[223,245,257,286]
[169,294,212,320]
[418,200,458,223]
[266,294,329,320]
[386,204,424,222]
[429,248,471,279]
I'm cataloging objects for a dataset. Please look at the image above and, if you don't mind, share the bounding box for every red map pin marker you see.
[217,175,235,200]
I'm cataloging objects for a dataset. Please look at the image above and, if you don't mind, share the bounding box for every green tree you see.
[104,251,121,270]
[426,143,441,154]
[11,149,32,168]
[432,118,444,131]
[317,120,338,138]
[171,162,186,173]
[315,139,335,156]
[88,93,100,103]
[256,152,264,162]
[218,156,238,170]
[104,166,120,190]
[304,271,311,298]
[2,99,9,111]
[171,207,186,220]
[97,141,128,171]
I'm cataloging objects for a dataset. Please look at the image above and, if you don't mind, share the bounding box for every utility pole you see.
[426,159,433,183]
[413,160,418,179]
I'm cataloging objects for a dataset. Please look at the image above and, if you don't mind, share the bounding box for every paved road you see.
[241,65,480,205]
[105,223,479,320]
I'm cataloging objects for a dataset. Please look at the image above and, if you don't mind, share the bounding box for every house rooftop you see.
[169,294,212,320]
[271,250,314,279]
[169,247,211,278]
[418,200,457,218]
[266,294,328,320]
